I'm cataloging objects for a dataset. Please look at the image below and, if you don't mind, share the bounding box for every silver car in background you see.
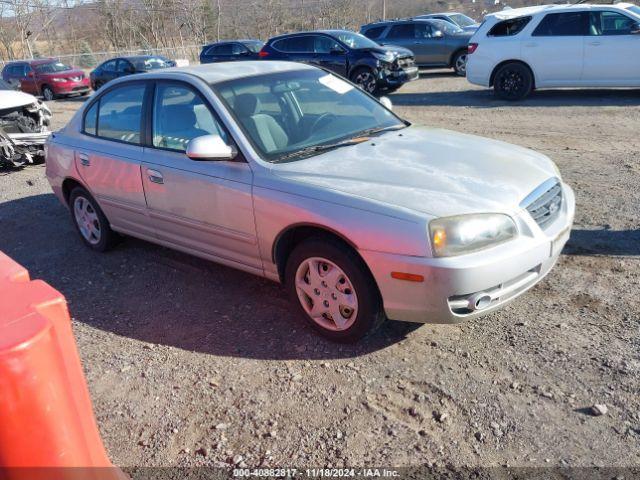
[45,62,574,342]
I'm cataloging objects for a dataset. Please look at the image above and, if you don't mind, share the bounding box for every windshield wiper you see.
[275,137,369,163]
[356,124,407,137]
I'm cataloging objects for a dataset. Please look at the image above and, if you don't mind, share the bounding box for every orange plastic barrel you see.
[0,252,124,480]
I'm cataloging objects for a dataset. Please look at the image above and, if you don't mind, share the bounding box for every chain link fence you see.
[2,45,204,69]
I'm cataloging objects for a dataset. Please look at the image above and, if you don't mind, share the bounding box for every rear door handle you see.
[524,42,538,48]
[588,41,602,46]
[147,169,164,184]
[78,153,90,166]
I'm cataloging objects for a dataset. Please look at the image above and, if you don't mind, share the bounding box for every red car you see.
[1,58,91,101]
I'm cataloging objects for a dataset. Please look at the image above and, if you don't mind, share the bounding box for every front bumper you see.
[360,183,575,324]
[52,80,91,96]
[378,65,419,88]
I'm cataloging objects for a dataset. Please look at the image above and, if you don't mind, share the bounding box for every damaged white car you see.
[0,80,51,167]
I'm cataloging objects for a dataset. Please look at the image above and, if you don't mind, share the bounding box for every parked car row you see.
[200,30,419,95]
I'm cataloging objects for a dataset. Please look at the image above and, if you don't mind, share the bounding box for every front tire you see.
[493,62,533,101]
[69,187,118,252]
[350,67,378,96]
[42,85,55,101]
[285,237,386,343]
[452,50,468,76]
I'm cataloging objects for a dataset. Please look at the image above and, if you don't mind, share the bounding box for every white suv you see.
[466,3,640,100]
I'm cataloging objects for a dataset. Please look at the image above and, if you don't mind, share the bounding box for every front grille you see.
[526,181,563,229]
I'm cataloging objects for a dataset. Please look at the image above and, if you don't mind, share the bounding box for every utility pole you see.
[216,0,221,42]
[382,0,386,20]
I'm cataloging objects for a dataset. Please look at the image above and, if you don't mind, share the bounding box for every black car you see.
[258,30,418,95]
[200,40,264,64]
[90,55,173,90]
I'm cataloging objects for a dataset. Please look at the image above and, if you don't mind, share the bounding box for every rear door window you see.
[363,26,386,39]
[488,16,532,36]
[85,83,146,144]
[273,36,314,52]
[212,44,234,55]
[532,12,589,36]
[387,24,415,39]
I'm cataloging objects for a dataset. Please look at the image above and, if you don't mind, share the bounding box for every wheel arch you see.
[272,223,372,285]
[449,47,468,67]
[61,177,88,206]
[489,59,536,88]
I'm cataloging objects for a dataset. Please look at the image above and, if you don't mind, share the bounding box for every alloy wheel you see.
[73,196,101,245]
[295,257,359,332]
[354,71,377,94]
[498,69,524,97]
[455,53,468,75]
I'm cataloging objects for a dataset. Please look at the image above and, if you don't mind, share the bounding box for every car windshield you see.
[431,19,464,34]
[34,61,72,73]
[213,69,405,163]
[133,57,169,70]
[626,5,640,17]
[450,13,477,27]
[332,31,380,49]
[243,41,264,52]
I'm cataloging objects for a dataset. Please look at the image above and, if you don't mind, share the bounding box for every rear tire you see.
[452,50,468,76]
[285,237,386,343]
[69,186,118,252]
[350,67,379,96]
[493,62,533,101]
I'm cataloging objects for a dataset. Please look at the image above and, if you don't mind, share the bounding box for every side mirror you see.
[379,96,393,110]
[27,71,34,78]
[631,22,640,34]
[330,47,346,55]
[186,134,237,161]
[433,30,444,39]
[125,67,135,74]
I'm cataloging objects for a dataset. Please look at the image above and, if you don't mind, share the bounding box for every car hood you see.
[360,45,414,58]
[272,126,558,218]
[0,90,39,109]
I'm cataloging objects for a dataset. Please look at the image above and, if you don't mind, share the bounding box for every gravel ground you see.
[1,72,639,472]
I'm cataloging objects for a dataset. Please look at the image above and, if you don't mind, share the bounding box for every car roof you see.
[28,58,59,65]
[207,39,263,45]
[363,18,440,27]
[268,30,339,41]
[486,3,634,20]
[146,61,315,84]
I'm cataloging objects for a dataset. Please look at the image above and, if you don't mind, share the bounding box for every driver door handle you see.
[147,169,164,184]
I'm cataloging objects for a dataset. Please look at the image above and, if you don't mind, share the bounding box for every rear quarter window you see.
[488,16,532,36]
[362,26,387,39]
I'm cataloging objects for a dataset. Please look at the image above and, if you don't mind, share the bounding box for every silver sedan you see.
[46,61,575,342]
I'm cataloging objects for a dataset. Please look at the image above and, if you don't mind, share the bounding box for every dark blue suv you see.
[200,40,264,64]
[258,30,418,95]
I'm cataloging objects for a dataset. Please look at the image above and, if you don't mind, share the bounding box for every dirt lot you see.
[1,72,639,472]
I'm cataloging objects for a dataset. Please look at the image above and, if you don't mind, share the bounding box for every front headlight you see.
[372,51,395,63]
[429,214,517,257]
[51,77,65,82]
